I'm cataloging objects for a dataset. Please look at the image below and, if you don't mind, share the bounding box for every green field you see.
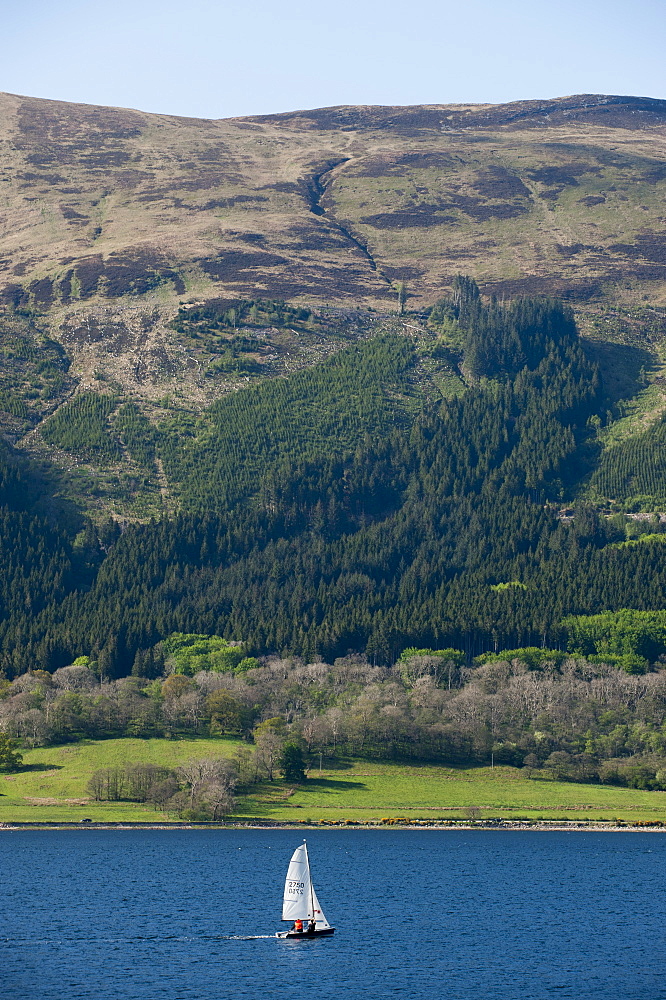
[0,737,244,823]
[2,739,666,825]
[238,761,666,825]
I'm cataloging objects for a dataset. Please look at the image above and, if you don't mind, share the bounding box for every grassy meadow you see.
[239,760,666,825]
[2,739,666,825]
[0,737,244,823]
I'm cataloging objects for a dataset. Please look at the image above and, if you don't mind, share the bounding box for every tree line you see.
[4,648,666,789]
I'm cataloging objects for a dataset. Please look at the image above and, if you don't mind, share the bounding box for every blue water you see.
[1,829,664,1000]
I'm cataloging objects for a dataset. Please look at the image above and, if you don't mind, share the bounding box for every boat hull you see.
[276,927,335,939]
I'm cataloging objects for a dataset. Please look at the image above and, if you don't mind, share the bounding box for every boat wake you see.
[5,934,277,945]
[217,935,275,940]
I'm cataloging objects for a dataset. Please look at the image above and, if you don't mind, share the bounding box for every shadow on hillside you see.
[582,340,654,407]
[301,777,367,793]
[311,759,355,772]
[20,762,64,772]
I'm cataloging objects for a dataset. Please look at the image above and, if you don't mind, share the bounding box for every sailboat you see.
[276,841,335,938]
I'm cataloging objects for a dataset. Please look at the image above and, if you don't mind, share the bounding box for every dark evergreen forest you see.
[2,281,666,680]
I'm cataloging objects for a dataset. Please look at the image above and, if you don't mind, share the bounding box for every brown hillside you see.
[1,91,665,316]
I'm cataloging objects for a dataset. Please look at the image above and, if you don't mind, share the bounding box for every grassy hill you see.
[3,92,666,316]
[0,737,243,822]
[1,91,665,396]
[1,96,666,666]
[2,739,666,825]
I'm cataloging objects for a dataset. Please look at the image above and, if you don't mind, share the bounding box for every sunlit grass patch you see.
[0,736,243,823]
[235,760,666,825]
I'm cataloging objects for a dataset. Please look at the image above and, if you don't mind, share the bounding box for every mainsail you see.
[282,843,312,922]
[281,842,331,928]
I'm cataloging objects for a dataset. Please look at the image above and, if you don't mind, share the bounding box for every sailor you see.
[308,919,316,934]
[293,919,303,933]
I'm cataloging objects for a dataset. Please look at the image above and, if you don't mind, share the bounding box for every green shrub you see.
[162,633,246,675]
[474,647,566,669]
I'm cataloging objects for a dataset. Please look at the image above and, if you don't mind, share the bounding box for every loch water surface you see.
[1,829,664,1000]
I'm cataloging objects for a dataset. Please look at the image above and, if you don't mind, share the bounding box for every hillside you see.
[3,91,666,317]
[0,95,665,676]
[0,91,664,518]
[0,92,664,403]
[4,286,666,674]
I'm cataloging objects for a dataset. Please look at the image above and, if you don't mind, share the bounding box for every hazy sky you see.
[3,0,665,119]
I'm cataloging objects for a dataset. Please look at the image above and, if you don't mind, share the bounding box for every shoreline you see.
[2,820,665,832]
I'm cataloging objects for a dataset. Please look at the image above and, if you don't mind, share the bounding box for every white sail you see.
[311,885,331,930]
[281,843,312,921]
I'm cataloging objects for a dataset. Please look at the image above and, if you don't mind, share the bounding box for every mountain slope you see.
[2,91,665,319]
[0,92,665,525]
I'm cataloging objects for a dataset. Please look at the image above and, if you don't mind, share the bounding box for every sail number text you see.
[287,880,305,895]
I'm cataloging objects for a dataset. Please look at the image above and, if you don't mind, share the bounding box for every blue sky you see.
[3,0,665,118]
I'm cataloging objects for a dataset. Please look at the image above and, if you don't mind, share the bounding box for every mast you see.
[304,839,314,921]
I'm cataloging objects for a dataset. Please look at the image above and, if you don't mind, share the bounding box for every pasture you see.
[2,741,666,825]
